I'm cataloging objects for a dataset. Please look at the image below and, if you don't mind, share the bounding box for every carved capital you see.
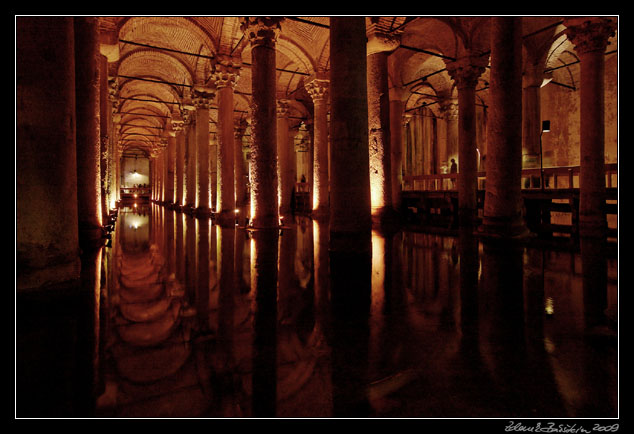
[277,99,290,118]
[192,87,215,109]
[212,55,241,89]
[240,17,284,48]
[445,56,487,90]
[366,23,401,55]
[305,77,330,102]
[439,99,459,121]
[564,17,617,55]
[171,119,185,132]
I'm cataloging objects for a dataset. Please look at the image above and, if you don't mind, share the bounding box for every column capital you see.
[445,56,488,90]
[171,119,185,132]
[240,17,284,48]
[277,99,290,118]
[388,86,408,102]
[564,17,617,55]
[212,54,242,89]
[305,77,330,102]
[439,98,459,121]
[192,86,215,109]
[366,23,401,55]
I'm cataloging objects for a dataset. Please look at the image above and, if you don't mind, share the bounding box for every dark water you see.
[90,203,617,418]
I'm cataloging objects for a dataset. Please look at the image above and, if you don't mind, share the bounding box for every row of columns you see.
[17,17,121,290]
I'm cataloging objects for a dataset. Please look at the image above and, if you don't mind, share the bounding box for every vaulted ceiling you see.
[98,16,617,158]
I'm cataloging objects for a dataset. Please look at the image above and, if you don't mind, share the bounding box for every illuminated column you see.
[234,119,248,212]
[439,98,459,175]
[172,118,185,208]
[241,17,283,229]
[184,97,197,211]
[522,61,544,174]
[98,54,109,223]
[17,17,81,290]
[389,86,407,211]
[445,55,487,225]
[107,80,120,209]
[305,75,330,219]
[277,99,293,217]
[74,17,103,246]
[366,21,400,224]
[213,56,241,226]
[329,16,372,250]
[193,87,214,217]
[565,17,617,238]
[481,17,528,238]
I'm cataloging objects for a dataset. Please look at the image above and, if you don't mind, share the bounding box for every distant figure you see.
[300,174,306,183]
[450,158,457,174]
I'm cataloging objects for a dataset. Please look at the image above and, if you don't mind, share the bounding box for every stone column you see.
[522,61,544,175]
[234,119,248,212]
[213,56,241,226]
[565,17,617,238]
[241,17,283,229]
[165,119,180,206]
[172,118,185,208]
[277,99,293,218]
[17,17,81,290]
[481,17,528,238]
[329,16,372,251]
[74,17,103,246]
[193,87,214,217]
[389,86,406,212]
[184,100,197,211]
[439,98,459,175]
[367,22,400,224]
[305,75,330,218]
[445,55,487,225]
[98,54,109,223]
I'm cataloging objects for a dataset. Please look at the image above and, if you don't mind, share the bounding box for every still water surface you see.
[94,204,617,418]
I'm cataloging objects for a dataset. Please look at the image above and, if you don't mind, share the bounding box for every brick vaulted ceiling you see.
[98,16,618,156]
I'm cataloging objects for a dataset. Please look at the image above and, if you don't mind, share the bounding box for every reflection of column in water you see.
[184,214,197,307]
[234,227,249,294]
[480,239,527,411]
[278,224,296,326]
[175,213,185,286]
[313,220,329,330]
[164,207,175,277]
[250,228,279,417]
[329,233,372,417]
[196,219,210,333]
[79,247,103,416]
[458,227,480,358]
[580,237,608,330]
[217,225,235,359]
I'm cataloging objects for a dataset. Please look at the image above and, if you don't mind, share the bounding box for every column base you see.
[216,210,237,227]
[578,218,607,239]
[478,215,532,240]
[195,207,212,218]
[371,206,401,232]
[311,207,329,221]
[249,215,281,230]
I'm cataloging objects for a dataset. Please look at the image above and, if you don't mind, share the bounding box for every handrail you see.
[403,163,617,191]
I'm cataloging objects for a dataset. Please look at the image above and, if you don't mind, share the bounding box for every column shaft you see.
[74,17,103,245]
[277,102,292,217]
[195,100,211,216]
[166,134,176,205]
[367,51,392,221]
[329,17,371,251]
[175,127,185,207]
[17,17,81,290]
[185,116,197,209]
[217,86,236,225]
[243,18,281,229]
[389,96,404,210]
[234,123,247,211]
[482,17,527,237]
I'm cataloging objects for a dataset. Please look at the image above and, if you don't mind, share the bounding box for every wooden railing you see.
[403,163,618,191]
[120,187,151,199]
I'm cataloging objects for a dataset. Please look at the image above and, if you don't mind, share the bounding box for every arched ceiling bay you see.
[99,16,617,157]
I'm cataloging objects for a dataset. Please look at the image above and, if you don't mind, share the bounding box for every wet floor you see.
[78,203,616,418]
[16,203,618,419]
